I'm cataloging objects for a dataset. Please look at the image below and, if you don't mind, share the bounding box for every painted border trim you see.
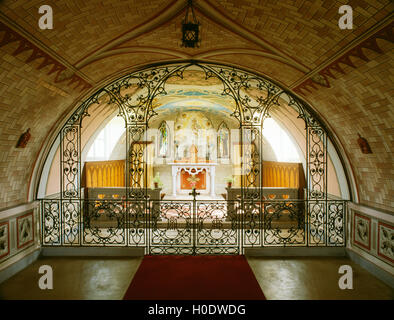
[377,221,394,264]
[353,212,371,251]
[16,211,35,250]
[0,221,10,260]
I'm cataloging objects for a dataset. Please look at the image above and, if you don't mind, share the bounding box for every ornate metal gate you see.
[149,189,241,254]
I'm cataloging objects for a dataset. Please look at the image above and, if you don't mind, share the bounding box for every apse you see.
[79,96,310,199]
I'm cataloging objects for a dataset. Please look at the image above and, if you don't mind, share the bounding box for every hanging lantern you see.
[181,0,200,48]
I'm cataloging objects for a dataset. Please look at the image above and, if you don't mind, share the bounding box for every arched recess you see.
[34,61,352,251]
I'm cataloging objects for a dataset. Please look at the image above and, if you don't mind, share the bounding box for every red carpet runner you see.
[123,255,266,300]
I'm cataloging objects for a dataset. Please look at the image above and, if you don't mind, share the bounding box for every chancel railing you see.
[40,195,346,253]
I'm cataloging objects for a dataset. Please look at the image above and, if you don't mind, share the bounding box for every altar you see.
[170,163,217,197]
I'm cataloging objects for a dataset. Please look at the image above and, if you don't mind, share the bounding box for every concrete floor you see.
[0,255,392,300]
[0,257,142,300]
[247,257,393,300]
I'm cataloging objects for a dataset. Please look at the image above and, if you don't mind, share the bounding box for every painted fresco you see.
[174,111,216,162]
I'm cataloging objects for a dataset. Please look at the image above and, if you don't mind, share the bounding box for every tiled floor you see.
[0,255,392,300]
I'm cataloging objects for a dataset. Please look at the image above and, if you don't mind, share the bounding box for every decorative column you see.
[210,166,216,197]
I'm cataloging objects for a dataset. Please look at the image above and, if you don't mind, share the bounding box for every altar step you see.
[162,194,224,201]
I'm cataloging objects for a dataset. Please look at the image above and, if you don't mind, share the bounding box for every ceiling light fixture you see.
[181,0,200,48]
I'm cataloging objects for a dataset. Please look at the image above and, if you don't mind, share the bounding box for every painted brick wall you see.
[0,47,78,210]
[302,41,394,212]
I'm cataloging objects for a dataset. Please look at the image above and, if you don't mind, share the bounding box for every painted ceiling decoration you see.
[152,87,236,113]
[155,99,234,119]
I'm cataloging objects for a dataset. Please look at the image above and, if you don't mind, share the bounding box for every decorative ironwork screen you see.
[40,62,348,253]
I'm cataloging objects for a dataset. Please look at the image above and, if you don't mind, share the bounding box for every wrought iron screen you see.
[41,197,346,252]
[39,62,348,254]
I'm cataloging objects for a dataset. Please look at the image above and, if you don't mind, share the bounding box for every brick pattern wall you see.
[208,53,305,86]
[117,12,261,53]
[0,0,172,64]
[0,46,78,210]
[80,52,177,82]
[302,40,394,212]
[210,0,393,67]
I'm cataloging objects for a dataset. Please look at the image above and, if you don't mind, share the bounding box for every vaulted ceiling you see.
[0,0,393,212]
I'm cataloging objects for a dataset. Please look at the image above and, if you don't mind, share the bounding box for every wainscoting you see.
[347,202,394,286]
[262,161,305,189]
[0,202,41,283]
[83,160,125,187]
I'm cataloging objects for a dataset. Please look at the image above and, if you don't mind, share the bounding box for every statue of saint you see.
[191,118,201,145]
[190,145,198,163]
[218,123,229,159]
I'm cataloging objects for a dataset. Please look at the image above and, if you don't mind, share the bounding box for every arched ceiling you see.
[2,0,391,89]
[0,0,393,212]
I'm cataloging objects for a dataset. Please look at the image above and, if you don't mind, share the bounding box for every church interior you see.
[0,0,393,301]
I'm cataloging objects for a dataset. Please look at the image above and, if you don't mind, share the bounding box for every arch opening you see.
[37,61,350,254]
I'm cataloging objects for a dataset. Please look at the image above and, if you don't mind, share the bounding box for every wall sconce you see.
[181,0,200,48]
[357,133,372,154]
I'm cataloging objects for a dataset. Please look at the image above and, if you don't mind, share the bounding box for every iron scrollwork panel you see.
[209,65,281,124]
[42,200,61,245]
[308,201,326,245]
[195,201,240,255]
[128,200,148,246]
[149,201,193,254]
[263,200,306,246]
[82,200,126,246]
[327,201,345,246]
[239,126,263,249]
[108,65,186,124]
[241,126,261,189]
[62,200,80,245]
[306,126,327,246]
[127,125,147,190]
[61,125,80,198]
[242,200,262,247]
[307,126,327,200]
